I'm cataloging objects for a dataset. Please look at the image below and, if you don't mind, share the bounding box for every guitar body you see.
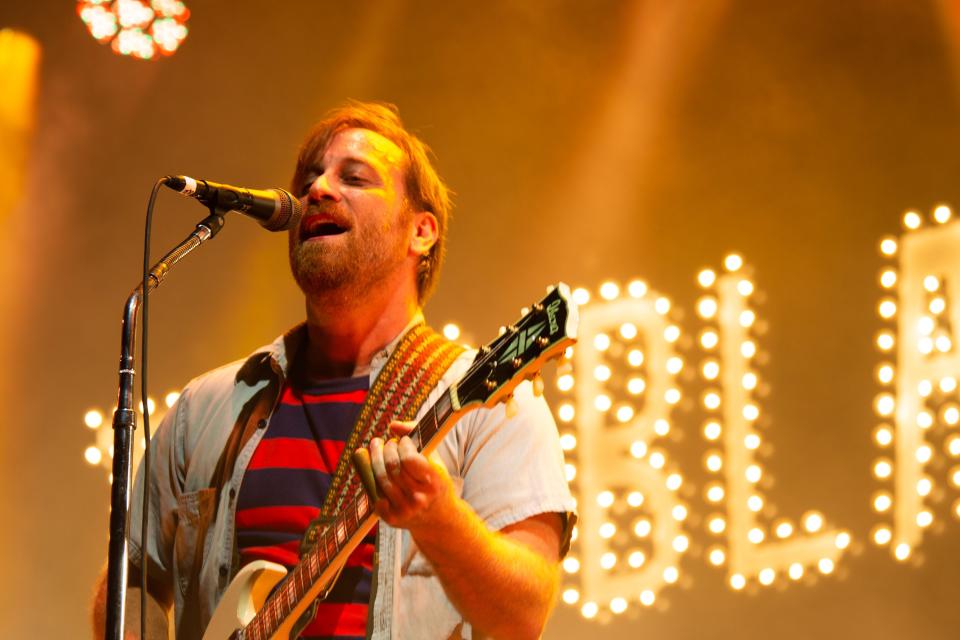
[202,560,289,640]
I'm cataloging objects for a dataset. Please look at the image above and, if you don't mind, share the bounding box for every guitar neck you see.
[241,385,464,639]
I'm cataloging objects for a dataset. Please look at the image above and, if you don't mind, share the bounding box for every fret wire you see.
[325,528,337,559]
[310,546,320,579]
[274,585,284,619]
[277,581,288,618]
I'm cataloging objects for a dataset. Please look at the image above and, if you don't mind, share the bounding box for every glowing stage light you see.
[697,296,718,319]
[609,597,628,614]
[627,279,648,298]
[593,333,611,351]
[596,491,615,508]
[84,410,104,428]
[880,269,897,288]
[876,331,895,351]
[880,237,898,256]
[724,254,743,272]
[903,211,922,230]
[706,485,725,502]
[442,323,460,340]
[84,446,103,465]
[77,0,190,60]
[599,281,620,300]
[894,543,911,561]
[704,421,722,440]
[873,492,892,512]
[708,547,726,565]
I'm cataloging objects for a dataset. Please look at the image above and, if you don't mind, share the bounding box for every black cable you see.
[140,177,166,638]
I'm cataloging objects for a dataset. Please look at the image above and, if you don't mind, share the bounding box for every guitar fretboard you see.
[239,387,459,640]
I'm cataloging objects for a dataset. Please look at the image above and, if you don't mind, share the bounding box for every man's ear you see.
[410,211,439,257]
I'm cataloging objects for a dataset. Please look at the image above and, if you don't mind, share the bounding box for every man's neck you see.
[301,276,420,380]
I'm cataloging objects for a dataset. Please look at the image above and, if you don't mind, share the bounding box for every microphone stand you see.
[105,208,225,640]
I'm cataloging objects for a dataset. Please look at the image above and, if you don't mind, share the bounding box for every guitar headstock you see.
[455,283,579,410]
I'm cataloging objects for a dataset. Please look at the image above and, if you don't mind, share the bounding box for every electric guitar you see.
[202,283,578,640]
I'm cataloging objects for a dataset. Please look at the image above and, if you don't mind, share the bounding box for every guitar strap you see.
[299,323,465,554]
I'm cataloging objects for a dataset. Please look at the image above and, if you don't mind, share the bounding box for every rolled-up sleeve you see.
[457,378,577,552]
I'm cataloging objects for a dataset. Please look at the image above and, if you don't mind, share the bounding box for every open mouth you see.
[300,215,349,240]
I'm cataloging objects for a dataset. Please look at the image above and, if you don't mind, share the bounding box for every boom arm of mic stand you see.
[104,211,225,640]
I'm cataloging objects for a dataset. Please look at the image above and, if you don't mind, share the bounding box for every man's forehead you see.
[321,127,405,168]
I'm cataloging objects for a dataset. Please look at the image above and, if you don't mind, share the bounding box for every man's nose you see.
[307,173,341,202]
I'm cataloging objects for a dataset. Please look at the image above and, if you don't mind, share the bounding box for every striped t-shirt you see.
[235,374,375,640]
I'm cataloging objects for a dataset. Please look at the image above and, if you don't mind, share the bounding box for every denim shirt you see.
[128,317,576,639]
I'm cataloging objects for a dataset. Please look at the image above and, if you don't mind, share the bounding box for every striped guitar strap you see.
[299,323,465,555]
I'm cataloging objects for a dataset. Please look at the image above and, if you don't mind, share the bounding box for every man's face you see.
[289,128,414,298]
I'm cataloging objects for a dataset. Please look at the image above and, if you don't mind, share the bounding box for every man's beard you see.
[288,202,410,298]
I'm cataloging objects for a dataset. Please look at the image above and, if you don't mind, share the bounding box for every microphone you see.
[164,175,302,231]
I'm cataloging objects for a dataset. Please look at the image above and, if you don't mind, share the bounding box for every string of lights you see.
[872,205,960,561]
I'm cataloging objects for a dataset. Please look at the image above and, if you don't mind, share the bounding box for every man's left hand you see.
[364,421,454,530]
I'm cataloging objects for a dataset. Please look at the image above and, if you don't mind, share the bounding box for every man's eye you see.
[342,174,365,185]
[298,174,318,196]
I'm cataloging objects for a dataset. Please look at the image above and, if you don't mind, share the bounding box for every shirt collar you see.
[235,310,426,384]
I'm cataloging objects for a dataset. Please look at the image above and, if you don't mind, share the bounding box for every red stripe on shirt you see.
[302,602,369,637]
[238,539,301,567]
[247,437,345,472]
[281,386,368,406]
[344,541,374,570]
[235,505,320,532]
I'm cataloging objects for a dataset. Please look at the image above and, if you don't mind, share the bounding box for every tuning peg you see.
[520,306,530,316]
[505,394,519,418]
[532,374,544,397]
[499,326,507,336]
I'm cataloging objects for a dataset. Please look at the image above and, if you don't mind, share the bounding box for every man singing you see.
[93,101,575,640]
